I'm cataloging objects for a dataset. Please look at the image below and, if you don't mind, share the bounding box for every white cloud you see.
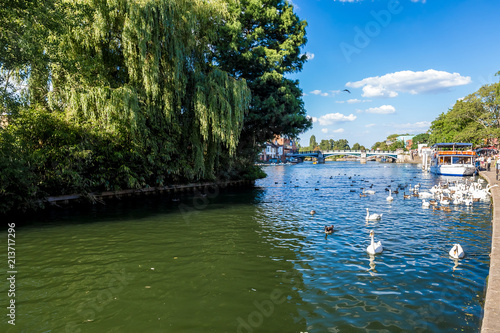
[310,90,327,96]
[365,123,376,128]
[346,70,471,98]
[364,105,396,114]
[310,89,340,97]
[317,113,357,125]
[305,52,315,60]
[321,128,345,134]
[336,98,371,104]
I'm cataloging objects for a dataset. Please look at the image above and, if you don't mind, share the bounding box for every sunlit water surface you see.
[0,162,492,332]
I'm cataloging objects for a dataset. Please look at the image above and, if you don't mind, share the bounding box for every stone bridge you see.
[288,149,402,164]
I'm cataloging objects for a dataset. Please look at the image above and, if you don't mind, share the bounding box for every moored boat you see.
[429,143,476,176]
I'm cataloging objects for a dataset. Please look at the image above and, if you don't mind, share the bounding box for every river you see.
[1,161,492,332]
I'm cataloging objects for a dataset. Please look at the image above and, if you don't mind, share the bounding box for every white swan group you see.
[353,177,483,260]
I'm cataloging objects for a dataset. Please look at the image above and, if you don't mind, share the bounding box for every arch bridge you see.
[288,150,400,163]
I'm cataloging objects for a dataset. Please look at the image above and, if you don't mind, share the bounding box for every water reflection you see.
[368,254,377,275]
[452,258,460,272]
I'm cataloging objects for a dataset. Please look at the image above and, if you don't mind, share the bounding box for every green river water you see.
[1,162,492,332]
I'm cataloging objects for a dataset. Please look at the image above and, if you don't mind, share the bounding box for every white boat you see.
[429,143,476,176]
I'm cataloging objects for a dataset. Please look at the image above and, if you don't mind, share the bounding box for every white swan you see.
[440,194,450,206]
[366,208,382,220]
[367,230,383,254]
[418,191,433,199]
[449,244,465,259]
[422,199,430,208]
[364,189,376,195]
[386,190,394,201]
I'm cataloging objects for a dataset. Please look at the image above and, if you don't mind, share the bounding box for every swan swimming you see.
[449,244,465,259]
[366,230,383,254]
[366,208,382,220]
[422,199,430,208]
[386,189,394,201]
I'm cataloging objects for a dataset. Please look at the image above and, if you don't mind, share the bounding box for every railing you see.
[291,150,398,155]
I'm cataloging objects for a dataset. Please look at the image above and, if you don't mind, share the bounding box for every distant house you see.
[259,136,298,163]
[259,142,278,162]
[397,135,415,149]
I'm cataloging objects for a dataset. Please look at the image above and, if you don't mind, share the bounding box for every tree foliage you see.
[410,133,429,149]
[371,133,412,150]
[0,0,312,213]
[213,0,312,155]
[309,135,318,149]
[351,142,365,150]
[429,83,500,146]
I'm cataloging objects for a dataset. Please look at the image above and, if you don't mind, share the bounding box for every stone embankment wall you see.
[44,180,255,206]
[478,170,500,333]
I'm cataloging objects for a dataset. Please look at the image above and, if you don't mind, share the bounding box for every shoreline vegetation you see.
[0,0,310,214]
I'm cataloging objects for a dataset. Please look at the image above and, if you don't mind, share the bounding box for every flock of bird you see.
[307,174,495,260]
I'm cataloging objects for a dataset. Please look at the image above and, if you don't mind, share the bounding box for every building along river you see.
[0,161,492,332]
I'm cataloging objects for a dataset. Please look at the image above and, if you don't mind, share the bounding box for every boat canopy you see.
[432,143,473,149]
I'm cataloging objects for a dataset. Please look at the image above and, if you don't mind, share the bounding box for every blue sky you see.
[288,0,500,148]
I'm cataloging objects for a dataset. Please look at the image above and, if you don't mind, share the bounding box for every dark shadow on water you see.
[3,186,266,230]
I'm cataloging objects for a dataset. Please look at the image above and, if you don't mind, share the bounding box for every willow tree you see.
[47,0,250,185]
[0,0,65,113]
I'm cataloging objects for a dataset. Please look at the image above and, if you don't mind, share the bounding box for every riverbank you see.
[478,170,500,333]
[41,179,255,207]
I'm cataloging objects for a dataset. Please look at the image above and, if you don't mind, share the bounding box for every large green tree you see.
[333,139,350,150]
[0,0,314,212]
[319,139,330,150]
[429,83,500,145]
[0,0,68,113]
[46,0,252,184]
[309,135,318,149]
[213,0,312,159]
[0,0,258,213]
